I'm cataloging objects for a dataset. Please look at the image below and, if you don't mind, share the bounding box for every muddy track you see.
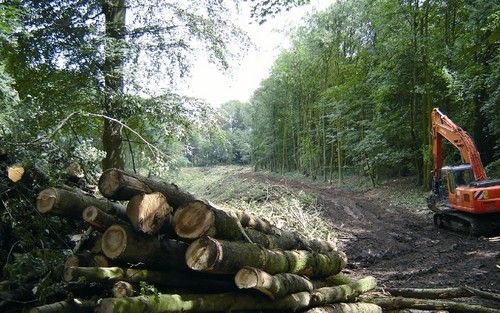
[239,171,500,293]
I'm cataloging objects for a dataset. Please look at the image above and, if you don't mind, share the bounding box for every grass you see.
[173,165,336,243]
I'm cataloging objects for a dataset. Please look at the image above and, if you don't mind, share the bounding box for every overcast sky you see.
[178,0,335,106]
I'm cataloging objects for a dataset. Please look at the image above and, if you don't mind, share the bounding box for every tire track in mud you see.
[238,171,500,292]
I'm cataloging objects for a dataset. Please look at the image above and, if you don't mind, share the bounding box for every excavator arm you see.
[431,108,487,181]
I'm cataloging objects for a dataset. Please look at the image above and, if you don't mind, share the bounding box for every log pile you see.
[10,167,497,313]
[27,168,382,313]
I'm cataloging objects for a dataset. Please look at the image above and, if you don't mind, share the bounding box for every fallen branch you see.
[366,296,500,313]
[384,286,500,302]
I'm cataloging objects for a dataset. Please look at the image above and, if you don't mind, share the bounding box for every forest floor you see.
[175,165,499,293]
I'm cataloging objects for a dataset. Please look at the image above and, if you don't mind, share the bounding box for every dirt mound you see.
[239,171,500,293]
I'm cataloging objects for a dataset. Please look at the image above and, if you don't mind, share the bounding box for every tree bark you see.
[101,0,126,170]
[96,277,375,313]
[29,299,96,313]
[311,277,377,305]
[303,303,382,313]
[186,236,347,278]
[101,224,188,270]
[385,287,500,301]
[37,188,124,218]
[83,206,127,232]
[98,169,195,208]
[126,192,172,234]
[64,266,126,283]
[174,201,336,253]
[112,281,135,298]
[366,297,500,313]
[235,266,314,299]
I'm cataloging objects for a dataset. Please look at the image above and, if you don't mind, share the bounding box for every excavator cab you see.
[442,164,474,194]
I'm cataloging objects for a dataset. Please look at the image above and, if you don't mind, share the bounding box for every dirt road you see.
[239,171,500,293]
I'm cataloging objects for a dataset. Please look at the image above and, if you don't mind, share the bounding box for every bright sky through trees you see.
[179,0,336,106]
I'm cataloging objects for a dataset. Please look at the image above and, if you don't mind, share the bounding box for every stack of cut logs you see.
[31,168,381,313]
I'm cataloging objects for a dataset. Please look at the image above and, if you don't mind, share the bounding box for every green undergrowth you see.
[173,166,336,243]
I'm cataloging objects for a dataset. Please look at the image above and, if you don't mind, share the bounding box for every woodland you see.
[0,0,499,312]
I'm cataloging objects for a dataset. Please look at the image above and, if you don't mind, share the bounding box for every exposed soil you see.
[238,171,500,293]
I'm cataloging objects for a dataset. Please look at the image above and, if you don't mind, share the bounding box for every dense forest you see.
[0,0,498,183]
[249,0,499,186]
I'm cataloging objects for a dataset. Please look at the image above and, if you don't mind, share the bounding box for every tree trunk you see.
[126,192,172,234]
[96,277,375,313]
[36,188,124,218]
[366,297,500,313]
[235,266,314,299]
[64,266,126,283]
[112,281,135,298]
[29,299,96,313]
[303,303,382,313]
[101,0,126,170]
[173,201,336,253]
[98,169,195,208]
[101,225,188,270]
[83,206,127,232]
[186,236,346,278]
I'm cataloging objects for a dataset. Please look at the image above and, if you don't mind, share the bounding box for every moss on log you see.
[367,296,500,313]
[101,224,187,270]
[311,276,377,305]
[37,188,124,218]
[174,201,336,252]
[29,299,96,313]
[186,236,347,278]
[303,303,382,313]
[98,169,194,208]
[235,266,314,299]
[63,266,126,283]
[96,277,375,313]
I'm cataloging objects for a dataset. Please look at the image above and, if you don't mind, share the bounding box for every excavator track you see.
[433,209,500,237]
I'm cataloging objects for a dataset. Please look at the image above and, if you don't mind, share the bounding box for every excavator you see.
[427,108,500,236]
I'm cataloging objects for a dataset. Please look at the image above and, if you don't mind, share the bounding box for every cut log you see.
[96,277,375,313]
[112,281,135,298]
[29,299,96,313]
[7,164,24,183]
[98,169,194,208]
[366,296,500,313]
[126,192,172,234]
[186,236,347,277]
[235,266,314,299]
[303,303,382,313]
[63,266,126,283]
[385,287,500,301]
[101,224,188,270]
[174,201,336,253]
[64,251,108,268]
[311,276,377,305]
[125,268,236,291]
[83,206,127,232]
[37,188,124,218]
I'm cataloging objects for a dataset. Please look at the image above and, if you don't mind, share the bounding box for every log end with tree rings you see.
[102,225,128,259]
[185,237,220,272]
[7,164,24,183]
[173,201,215,239]
[99,169,121,198]
[36,188,57,213]
[126,192,172,234]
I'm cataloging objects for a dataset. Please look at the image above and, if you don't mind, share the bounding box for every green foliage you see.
[250,0,500,186]
[139,281,160,303]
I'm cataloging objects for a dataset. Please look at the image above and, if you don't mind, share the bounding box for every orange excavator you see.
[427,108,500,236]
